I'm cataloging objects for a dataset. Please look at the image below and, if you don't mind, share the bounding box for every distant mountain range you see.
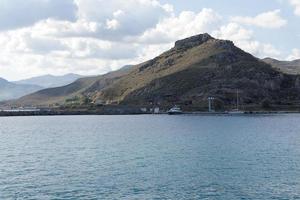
[0,74,83,101]
[262,58,300,75]
[14,73,83,88]
[9,69,131,106]
[10,33,300,110]
[0,78,42,101]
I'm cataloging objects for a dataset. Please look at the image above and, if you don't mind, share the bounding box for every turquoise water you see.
[0,115,300,199]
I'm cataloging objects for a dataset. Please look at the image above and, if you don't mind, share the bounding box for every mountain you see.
[14,73,83,88]
[10,67,133,106]
[10,33,300,110]
[0,78,43,101]
[262,58,300,75]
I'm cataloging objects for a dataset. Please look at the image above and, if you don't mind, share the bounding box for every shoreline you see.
[1,110,300,117]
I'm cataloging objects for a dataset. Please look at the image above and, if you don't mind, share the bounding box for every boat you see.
[168,105,183,115]
[228,109,245,115]
[228,90,245,115]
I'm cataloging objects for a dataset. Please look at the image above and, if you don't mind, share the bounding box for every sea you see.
[0,114,300,199]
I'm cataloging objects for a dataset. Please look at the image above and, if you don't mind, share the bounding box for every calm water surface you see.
[0,114,300,199]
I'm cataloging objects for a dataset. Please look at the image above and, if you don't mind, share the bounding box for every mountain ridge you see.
[0,77,43,101]
[14,73,83,88]
[262,57,300,75]
[8,33,300,110]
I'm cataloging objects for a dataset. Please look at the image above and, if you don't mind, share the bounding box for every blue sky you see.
[0,0,299,80]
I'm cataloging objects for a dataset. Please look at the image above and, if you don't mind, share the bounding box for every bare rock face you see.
[175,33,213,49]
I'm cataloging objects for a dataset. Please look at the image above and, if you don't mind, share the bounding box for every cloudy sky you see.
[0,0,299,81]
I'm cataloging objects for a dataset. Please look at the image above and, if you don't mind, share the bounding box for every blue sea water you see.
[0,114,300,199]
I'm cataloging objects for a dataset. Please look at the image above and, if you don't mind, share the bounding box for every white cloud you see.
[0,23,142,80]
[106,19,120,30]
[212,23,253,41]
[20,0,173,42]
[0,0,77,30]
[139,8,222,44]
[0,0,291,80]
[231,10,287,28]
[287,49,300,60]
[74,0,172,39]
[0,5,224,80]
[290,0,300,16]
[113,10,125,18]
[136,43,173,62]
[213,23,281,58]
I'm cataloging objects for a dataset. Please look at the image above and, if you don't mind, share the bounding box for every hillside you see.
[0,78,42,101]
[9,33,300,110]
[10,66,134,106]
[89,34,300,109]
[14,73,83,88]
[263,58,300,75]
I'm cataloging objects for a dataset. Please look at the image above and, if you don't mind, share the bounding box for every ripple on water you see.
[0,115,300,199]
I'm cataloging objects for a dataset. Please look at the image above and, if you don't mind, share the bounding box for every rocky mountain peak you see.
[174,33,214,49]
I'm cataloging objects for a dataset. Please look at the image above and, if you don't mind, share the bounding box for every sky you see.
[0,0,299,81]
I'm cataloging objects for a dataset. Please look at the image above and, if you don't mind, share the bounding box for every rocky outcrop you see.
[175,33,213,49]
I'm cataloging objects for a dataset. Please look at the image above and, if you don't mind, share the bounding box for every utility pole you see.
[208,97,215,112]
[236,89,239,111]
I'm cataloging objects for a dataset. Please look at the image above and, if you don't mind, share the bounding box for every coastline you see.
[1,110,300,117]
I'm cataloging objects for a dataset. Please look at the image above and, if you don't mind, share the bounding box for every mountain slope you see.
[12,66,134,106]
[11,33,300,109]
[263,58,300,75]
[0,78,42,101]
[91,34,300,108]
[14,73,83,88]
